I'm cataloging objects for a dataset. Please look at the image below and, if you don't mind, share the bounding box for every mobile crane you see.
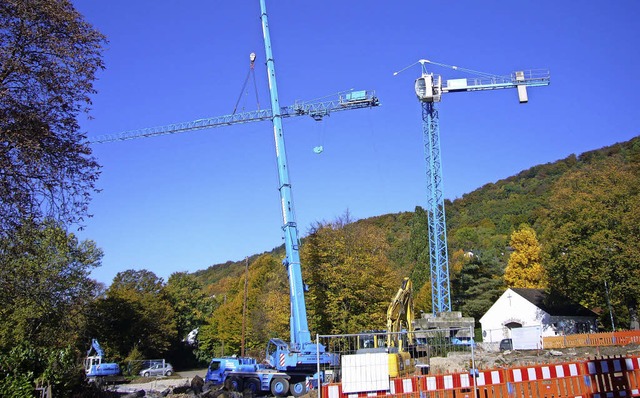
[92,1,379,396]
[395,59,550,315]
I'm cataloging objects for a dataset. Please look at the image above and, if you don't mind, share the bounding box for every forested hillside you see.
[194,135,640,357]
[4,133,637,394]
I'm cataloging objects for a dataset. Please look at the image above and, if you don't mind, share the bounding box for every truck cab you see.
[205,356,261,384]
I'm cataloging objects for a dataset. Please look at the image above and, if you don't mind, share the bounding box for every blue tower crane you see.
[397,59,550,315]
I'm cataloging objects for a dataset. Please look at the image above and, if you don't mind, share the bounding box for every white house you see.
[479,288,597,344]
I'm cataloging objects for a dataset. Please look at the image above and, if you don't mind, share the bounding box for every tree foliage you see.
[0,342,84,397]
[302,215,398,335]
[88,269,177,360]
[198,254,288,359]
[543,157,640,329]
[172,137,640,344]
[165,272,215,341]
[0,219,101,351]
[504,224,545,288]
[0,220,100,396]
[0,0,105,234]
[407,206,431,294]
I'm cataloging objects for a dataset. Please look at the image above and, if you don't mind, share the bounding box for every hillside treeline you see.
[3,136,639,394]
[192,135,640,356]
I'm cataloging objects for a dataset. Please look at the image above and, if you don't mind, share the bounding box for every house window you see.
[504,322,522,329]
[576,322,590,334]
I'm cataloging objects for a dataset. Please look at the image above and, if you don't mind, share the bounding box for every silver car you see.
[139,362,173,377]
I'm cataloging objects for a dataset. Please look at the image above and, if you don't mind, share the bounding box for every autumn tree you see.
[543,158,640,329]
[504,224,545,288]
[302,215,398,335]
[244,255,289,355]
[198,255,289,359]
[0,0,105,235]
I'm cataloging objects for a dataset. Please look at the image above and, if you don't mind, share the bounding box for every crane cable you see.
[232,52,261,114]
[394,58,507,80]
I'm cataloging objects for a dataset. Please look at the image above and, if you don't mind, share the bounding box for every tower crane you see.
[90,1,379,395]
[396,59,550,315]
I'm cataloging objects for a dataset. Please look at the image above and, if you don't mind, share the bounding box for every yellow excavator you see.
[385,277,415,376]
[356,278,420,377]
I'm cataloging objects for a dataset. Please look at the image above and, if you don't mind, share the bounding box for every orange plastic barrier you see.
[319,355,640,398]
[544,331,640,349]
[505,362,589,398]
[623,357,640,396]
[585,357,640,398]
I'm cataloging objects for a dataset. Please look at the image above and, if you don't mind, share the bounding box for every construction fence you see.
[314,330,640,398]
[544,330,640,349]
[316,329,475,392]
[319,355,640,398]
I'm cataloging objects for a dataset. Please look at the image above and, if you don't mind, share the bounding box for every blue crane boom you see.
[258,0,340,375]
[90,1,379,388]
[410,59,550,315]
[90,90,378,144]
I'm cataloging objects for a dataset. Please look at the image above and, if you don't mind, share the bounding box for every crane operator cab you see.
[415,73,442,103]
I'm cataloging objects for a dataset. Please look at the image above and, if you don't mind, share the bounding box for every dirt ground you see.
[429,344,640,374]
[108,347,640,397]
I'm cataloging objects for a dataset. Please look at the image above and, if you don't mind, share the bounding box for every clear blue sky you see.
[72,1,640,286]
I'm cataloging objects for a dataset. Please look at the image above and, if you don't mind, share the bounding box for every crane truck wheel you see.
[270,377,289,397]
[227,376,243,392]
[244,378,260,394]
[289,380,307,397]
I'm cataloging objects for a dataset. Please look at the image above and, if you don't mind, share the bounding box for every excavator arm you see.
[386,277,415,349]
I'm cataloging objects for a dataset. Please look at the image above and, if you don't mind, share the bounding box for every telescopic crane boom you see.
[397,59,549,315]
[90,1,380,394]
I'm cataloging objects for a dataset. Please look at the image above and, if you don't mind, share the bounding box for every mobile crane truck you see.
[203,1,361,396]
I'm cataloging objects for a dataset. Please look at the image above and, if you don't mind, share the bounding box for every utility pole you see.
[241,257,249,357]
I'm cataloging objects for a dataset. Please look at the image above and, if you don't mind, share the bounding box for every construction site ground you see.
[429,344,640,374]
[106,345,640,397]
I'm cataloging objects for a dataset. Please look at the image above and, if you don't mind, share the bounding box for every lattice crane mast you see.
[396,59,550,315]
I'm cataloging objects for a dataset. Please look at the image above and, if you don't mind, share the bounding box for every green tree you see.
[0,219,101,351]
[89,269,177,359]
[165,272,215,342]
[0,220,100,396]
[447,223,508,319]
[0,342,85,398]
[504,224,545,288]
[0,0,105,234]
[407,206,430,292]
[543,158,640,329]
[454,250,505,322]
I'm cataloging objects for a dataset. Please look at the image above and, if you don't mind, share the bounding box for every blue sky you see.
[72,1,640,286]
